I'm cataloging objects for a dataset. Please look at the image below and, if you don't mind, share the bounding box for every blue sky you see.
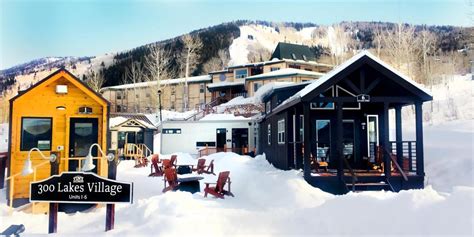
[0,0,471,69]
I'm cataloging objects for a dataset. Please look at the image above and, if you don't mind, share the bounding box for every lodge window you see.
[146,93,150,98]
[116,105,122,112]
[21,117,52,151]
[200,84,205,93]
[171,87,176,95]
[277,119,285,144]
[270,67,280,72]
[289,64,301,69]
[116,91,122,100]
[291,53,297,60]
[235,69,248,79]
[254,83,261,92]
[267,124,271,145]
[302,55,307,61]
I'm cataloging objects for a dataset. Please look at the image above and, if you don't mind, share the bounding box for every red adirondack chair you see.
[170,155,177,167]
[149,154,163,177]
[192,158,206,174]
[202,159,215,175]
[204,171,234,198]
[161,159,173,169]
[162,168,179,193]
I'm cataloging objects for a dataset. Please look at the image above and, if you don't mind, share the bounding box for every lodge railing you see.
[198,144,255,157]
[389,141,417,173]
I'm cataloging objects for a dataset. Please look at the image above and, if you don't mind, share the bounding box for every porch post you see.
[382,102,391,177]
[303,103,311,178]
[395,105,403,167]
[336,102,344,179]
[415,102,425,176]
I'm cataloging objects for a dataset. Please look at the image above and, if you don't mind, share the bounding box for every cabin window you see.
[163,129,181,134]
[336,85,361,110]
[267,124,271,145]
[21,117,52,151]
[289,64,300,69]
[265,101,271,114]
[310,86,334,110]
[235,69,248,79]
[299,115,304,142]
[200,84,205,93]
[116,91,123,100]
[315,120,331,162]
[277,119,285,144]
[270,67,280,72]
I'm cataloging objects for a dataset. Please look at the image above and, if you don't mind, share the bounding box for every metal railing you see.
[389,141,417,172]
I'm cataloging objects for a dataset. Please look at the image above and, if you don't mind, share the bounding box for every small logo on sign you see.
[73,175,84,183]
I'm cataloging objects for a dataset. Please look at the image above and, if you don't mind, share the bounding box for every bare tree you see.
[326,25,351,65]
[144,44,173,116]
[85,70,106,92]
[181,34,203,111]
[203,49,230,73]
[380,23,419,80]
[126,62,143,113]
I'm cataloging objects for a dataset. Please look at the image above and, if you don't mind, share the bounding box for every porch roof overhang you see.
[207,81,245,92]
[270,50,433,114]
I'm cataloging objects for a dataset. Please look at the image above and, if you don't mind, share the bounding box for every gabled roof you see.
[10,68,109,106]
[110,113,156,129]
[245,68,324,81]
[271,42,316,61]
[272,50,433,114]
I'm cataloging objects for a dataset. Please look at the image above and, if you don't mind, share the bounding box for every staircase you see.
[183,98,220,121]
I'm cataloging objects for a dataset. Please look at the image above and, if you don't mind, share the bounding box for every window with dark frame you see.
[277,119,285,144]
[21,117,52,151]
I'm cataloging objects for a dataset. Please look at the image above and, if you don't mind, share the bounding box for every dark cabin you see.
[271,42,316,61]
[259,51,433,194]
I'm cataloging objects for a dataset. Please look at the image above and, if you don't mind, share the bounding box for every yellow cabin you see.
[7,68,110,207]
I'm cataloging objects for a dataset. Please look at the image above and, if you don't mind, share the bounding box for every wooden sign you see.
[30,172,133,204]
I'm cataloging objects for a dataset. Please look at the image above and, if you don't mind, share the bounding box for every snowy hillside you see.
[228,24,320,65]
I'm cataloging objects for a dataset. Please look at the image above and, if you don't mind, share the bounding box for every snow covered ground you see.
[0,119,473,236]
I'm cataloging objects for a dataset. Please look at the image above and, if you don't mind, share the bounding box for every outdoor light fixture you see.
[82,143,115,172]
[56,106,66,110]
[22,148,57,176]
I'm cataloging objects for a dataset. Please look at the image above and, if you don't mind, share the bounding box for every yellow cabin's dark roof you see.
[10,68,110,106]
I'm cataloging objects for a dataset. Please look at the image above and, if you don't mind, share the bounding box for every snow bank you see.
[145,109,197,125]
[1,146,473,235]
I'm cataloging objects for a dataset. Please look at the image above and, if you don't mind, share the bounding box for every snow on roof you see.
[101,75,211,91]
[207,81,245,89]
[246,68,324,80]
[273,50,433,113]
[109,117,128,128]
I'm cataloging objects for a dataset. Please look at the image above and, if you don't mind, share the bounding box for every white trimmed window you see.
[267,124,271,145]
[278,119,285,144]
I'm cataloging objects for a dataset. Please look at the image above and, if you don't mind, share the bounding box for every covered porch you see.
[270,51,433,194]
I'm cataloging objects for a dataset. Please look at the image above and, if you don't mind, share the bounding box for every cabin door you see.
[232,128,248,155]
[216,128,227,152]
[69,118,98,172]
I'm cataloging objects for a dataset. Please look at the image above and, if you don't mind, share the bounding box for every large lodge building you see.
[100,42,333,113]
